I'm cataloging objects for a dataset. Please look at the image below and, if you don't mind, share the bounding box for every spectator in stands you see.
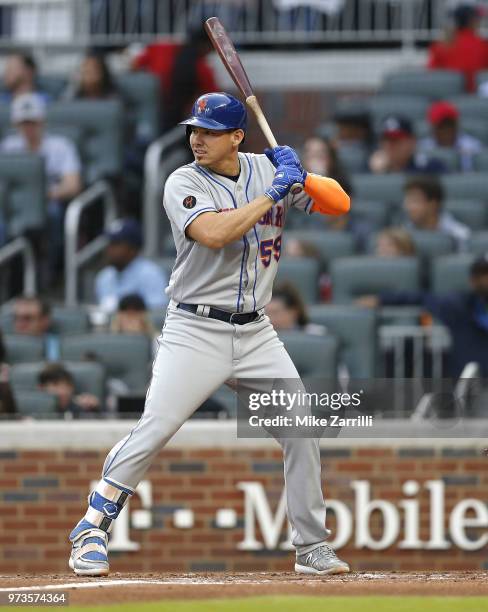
[403,175,470,251]
[132,27,218,132]
[95,219,168,313]
[266,282,326,335]
[0,331,16,417]
[375,228,416,258]
[12,296,60,360]
[356,253,488,377]
[111,294,157,334]
[369,116,446,175]
[0,93,82,277]
[63,51,118,100]
[302,136,352,194]
[418,101,482,172]
[1,52,48,102]
[333,108,373,152]
[37,363,101,419]
[428,3,488,93]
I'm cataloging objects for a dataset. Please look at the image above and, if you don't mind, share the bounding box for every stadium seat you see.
[0,153,46,239]
[4,335,44,363]
[37,74,67,99]
[368,96,428,132]
[409,230,455,259]
[330,256,420,303]
[351,173,405,205]
[283,230,356,265]
[0,305,90,335]
[352,200,392,228]
[421,147,460,172]
[381,70,464,100]
[441,173,488,202]
[308,304,377,378]
[47,100,124,184]
[431,254,474,294]
[445,200,487,230]
[275,257,320,303]
[148,308,167,331]
[115,72,161,142]
[279,331,338,378]
[13,390,58,419]
[469,231,488,255]
[0,105,10,139]
[61,333,151,393]
[10,360,106,403]
[473,149,488,171]
[449,96,488,123]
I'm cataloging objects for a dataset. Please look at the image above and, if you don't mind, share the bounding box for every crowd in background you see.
[0,2,487,419]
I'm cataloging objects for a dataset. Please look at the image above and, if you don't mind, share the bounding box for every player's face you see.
[189,127,243,166]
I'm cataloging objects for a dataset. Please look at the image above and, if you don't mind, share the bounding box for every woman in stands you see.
[64,51,119,100]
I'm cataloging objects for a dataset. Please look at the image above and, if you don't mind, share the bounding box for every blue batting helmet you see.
[179,92,247,131]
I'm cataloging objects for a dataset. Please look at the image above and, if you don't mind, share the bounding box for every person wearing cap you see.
[418,101,482,172]
[94,218,168,313]
[428,3,488,92]
[0,92,82,275]
[356,253,488,378]
[369,115,446,175]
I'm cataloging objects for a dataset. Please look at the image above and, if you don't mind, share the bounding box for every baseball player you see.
[68,92,350,576]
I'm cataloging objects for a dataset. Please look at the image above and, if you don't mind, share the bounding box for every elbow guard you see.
[304,173,350,216]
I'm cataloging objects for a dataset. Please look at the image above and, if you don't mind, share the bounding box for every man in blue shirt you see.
[95,219,168,313]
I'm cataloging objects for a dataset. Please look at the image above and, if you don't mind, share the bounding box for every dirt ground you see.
[1,572,488,605]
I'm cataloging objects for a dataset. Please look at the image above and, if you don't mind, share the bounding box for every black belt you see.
[177,302,261,325]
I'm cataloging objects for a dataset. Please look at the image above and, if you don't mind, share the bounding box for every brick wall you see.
[1,444,487,573]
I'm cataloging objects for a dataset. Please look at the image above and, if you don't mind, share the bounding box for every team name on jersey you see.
[219,205,284,228]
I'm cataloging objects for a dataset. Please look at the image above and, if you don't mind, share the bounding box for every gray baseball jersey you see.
[163,151,313,312]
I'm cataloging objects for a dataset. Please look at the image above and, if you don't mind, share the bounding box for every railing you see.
[143,125,188,258]
[2,0,486,50]
[64,180,117,306]
[0,236,36,297]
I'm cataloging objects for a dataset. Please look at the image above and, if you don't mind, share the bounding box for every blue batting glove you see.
[264,145,307,181]
[264,164,306,203]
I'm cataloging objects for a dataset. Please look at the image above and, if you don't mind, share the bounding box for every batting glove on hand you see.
[264,164,306,203]
[265,145,307,180]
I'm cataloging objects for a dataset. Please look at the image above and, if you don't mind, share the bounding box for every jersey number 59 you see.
[260,235,282,268]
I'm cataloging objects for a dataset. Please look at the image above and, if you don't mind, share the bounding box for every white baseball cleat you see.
[68,520,109,576]
[295,544,350,575]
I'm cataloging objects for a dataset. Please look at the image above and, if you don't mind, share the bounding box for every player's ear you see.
[232,129,245,147]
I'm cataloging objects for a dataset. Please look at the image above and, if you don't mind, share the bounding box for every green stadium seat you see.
[441,173,488,202]
[369,96,428,132]
[283,230,356,265]
[449,96,488,123]
[469,231,488,255]
[421,147,460,172]
[431,254,475,294]
[331,256,420,303]
[275,257,320,303]
[352,200,392,228]
[10,360,106,403]
[4,335,44,363]
[115,72,161,142]
[336,145,368,173]
[351,173,405,205]
[279,331,338,378]
[473,149,488,171]
[0,153,46,239]
[381,70,464,100]
[47,100,124,184]
[61,333,151,393]
[13,390,58,419]
[409,230,455,259]
[36,74,67,99]
[445,200,487,230]
[308,304,377,377]
[0,305,90,335]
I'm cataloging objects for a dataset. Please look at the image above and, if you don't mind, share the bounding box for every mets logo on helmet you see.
[197,98,207,114]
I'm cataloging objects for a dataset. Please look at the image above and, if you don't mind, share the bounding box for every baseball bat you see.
[204,17,303,195]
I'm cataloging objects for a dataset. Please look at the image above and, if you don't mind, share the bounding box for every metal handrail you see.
[64,180,117,306]
[0,236,36,297]
[143,126,187,258]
